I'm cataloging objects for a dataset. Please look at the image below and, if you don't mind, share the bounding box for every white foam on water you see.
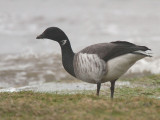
[0,81,131,93]
[128,58,160,74]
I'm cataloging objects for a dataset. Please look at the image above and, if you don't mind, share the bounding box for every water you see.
[0,0,160,54]
[0,0,160,89]
[0,81,131,93]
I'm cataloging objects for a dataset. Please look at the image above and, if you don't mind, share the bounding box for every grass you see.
[120,74,160,87]
[0,75,160,120]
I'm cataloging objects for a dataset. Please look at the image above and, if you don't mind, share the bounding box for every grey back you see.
[79,41,150,62]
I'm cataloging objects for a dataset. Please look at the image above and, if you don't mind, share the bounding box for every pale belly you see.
[74,53,145,84]
[101,53,145,83]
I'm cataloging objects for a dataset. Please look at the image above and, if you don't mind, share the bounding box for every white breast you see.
[74,53,106,83]
[102,53,145,82]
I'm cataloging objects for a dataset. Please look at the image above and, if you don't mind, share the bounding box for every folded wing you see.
[79,41,151,62]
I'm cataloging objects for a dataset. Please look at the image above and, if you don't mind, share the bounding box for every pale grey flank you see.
[74,53,106,83]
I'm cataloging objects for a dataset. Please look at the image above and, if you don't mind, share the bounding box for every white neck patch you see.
[61,40,67,46]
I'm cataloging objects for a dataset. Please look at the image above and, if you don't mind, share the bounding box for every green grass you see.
[0,89,160,120]
[120,74,160,87]
[0,74,160,120]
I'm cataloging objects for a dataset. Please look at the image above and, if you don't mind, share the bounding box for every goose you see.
[36,27,151,99]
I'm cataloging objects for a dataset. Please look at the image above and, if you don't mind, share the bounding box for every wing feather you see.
[79,41,151,62]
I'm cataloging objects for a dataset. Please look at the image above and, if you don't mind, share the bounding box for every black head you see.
[36,27,68,42]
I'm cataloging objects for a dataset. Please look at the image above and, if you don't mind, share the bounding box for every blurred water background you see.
[0,0,160,90]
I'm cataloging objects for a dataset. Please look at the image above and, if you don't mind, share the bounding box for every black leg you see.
[110,81,116,99]
[97,83,101,96]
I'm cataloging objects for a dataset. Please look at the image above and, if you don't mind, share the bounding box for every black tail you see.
[111,41,151,51]
[137,45,151,51]
[111,41,152,57]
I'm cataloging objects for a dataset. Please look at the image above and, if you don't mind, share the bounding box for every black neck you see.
[58,39,75,77]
